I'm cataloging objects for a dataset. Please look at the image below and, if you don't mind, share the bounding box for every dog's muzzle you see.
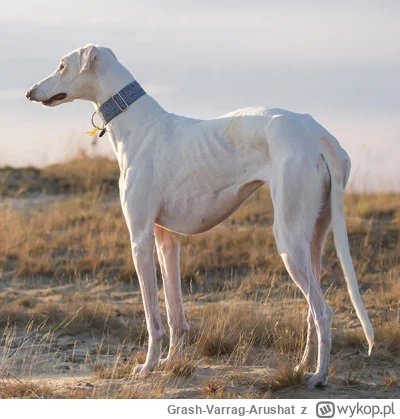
[25,86,67,105]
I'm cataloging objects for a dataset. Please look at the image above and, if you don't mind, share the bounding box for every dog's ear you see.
[79,45,99,73]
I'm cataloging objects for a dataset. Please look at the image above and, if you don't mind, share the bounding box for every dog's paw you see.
[133,363,152,376]
[305,372,328,389]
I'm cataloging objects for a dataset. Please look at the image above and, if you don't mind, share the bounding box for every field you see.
[0,153,399,399]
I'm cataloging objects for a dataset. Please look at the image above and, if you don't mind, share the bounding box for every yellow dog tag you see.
[86,126,100,136]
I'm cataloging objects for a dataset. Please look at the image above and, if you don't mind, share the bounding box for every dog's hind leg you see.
[295,188,331,372]
[155,225,189,365]
[271,155,333,388]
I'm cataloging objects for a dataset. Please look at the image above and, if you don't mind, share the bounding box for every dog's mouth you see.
[42,93,67,106]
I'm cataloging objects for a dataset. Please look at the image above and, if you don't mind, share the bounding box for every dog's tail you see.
[320,136,374,355]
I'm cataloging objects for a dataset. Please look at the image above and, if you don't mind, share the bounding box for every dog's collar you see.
[87,81,146,137]
[97,80,146,125]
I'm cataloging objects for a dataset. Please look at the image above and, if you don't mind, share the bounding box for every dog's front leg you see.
[130,232,166,374]
[120,173,166,375]
[155,225,189,365]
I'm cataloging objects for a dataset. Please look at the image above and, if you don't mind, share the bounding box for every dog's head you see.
[25,44,117,106]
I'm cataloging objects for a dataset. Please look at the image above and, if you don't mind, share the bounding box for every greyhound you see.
[26,44,374,388]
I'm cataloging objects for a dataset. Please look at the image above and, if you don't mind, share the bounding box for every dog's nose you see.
[26,88,34,100]
[26,84,38,100]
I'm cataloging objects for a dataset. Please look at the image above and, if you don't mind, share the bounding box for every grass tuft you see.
[0,381,56,399]
[257,364,304,392]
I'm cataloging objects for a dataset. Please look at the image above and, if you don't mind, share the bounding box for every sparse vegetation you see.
[93,351,147,379]
[0,381,56,399]
[384,376,400,390]
[256,364,305,392]
[160,354,198,378]
[0,153,399,398]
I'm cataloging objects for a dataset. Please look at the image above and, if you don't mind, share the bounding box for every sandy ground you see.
[0,278,398,399]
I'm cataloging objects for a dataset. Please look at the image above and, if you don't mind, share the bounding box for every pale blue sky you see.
[1,0,399,191]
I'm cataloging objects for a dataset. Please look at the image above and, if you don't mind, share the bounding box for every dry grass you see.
[93,351,147,379]
[57,380,167,399]
[0,193,279,281]
[0,298,147,343]
[383,376,400,390]
[160,355,198,378]
[0,150,119,197]
[256,364,304,392]
[188,301,306,359]
[374,320,400,355]
[0,381,56,399]
[0,380,167,399]
[202,379,224,396]
[1,154,399,286]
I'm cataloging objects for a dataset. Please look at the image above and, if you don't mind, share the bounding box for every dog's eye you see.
[59,62,65,71]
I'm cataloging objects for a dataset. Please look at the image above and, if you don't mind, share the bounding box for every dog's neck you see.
[90,59,167,171]
[90,58,136,107]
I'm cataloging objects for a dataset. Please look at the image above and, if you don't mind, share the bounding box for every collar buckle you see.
[111,92,129,112]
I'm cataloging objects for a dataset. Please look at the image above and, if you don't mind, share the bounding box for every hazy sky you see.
[1,0,399,191]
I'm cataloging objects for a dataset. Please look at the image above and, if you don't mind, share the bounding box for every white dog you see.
[26,44,374,388]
